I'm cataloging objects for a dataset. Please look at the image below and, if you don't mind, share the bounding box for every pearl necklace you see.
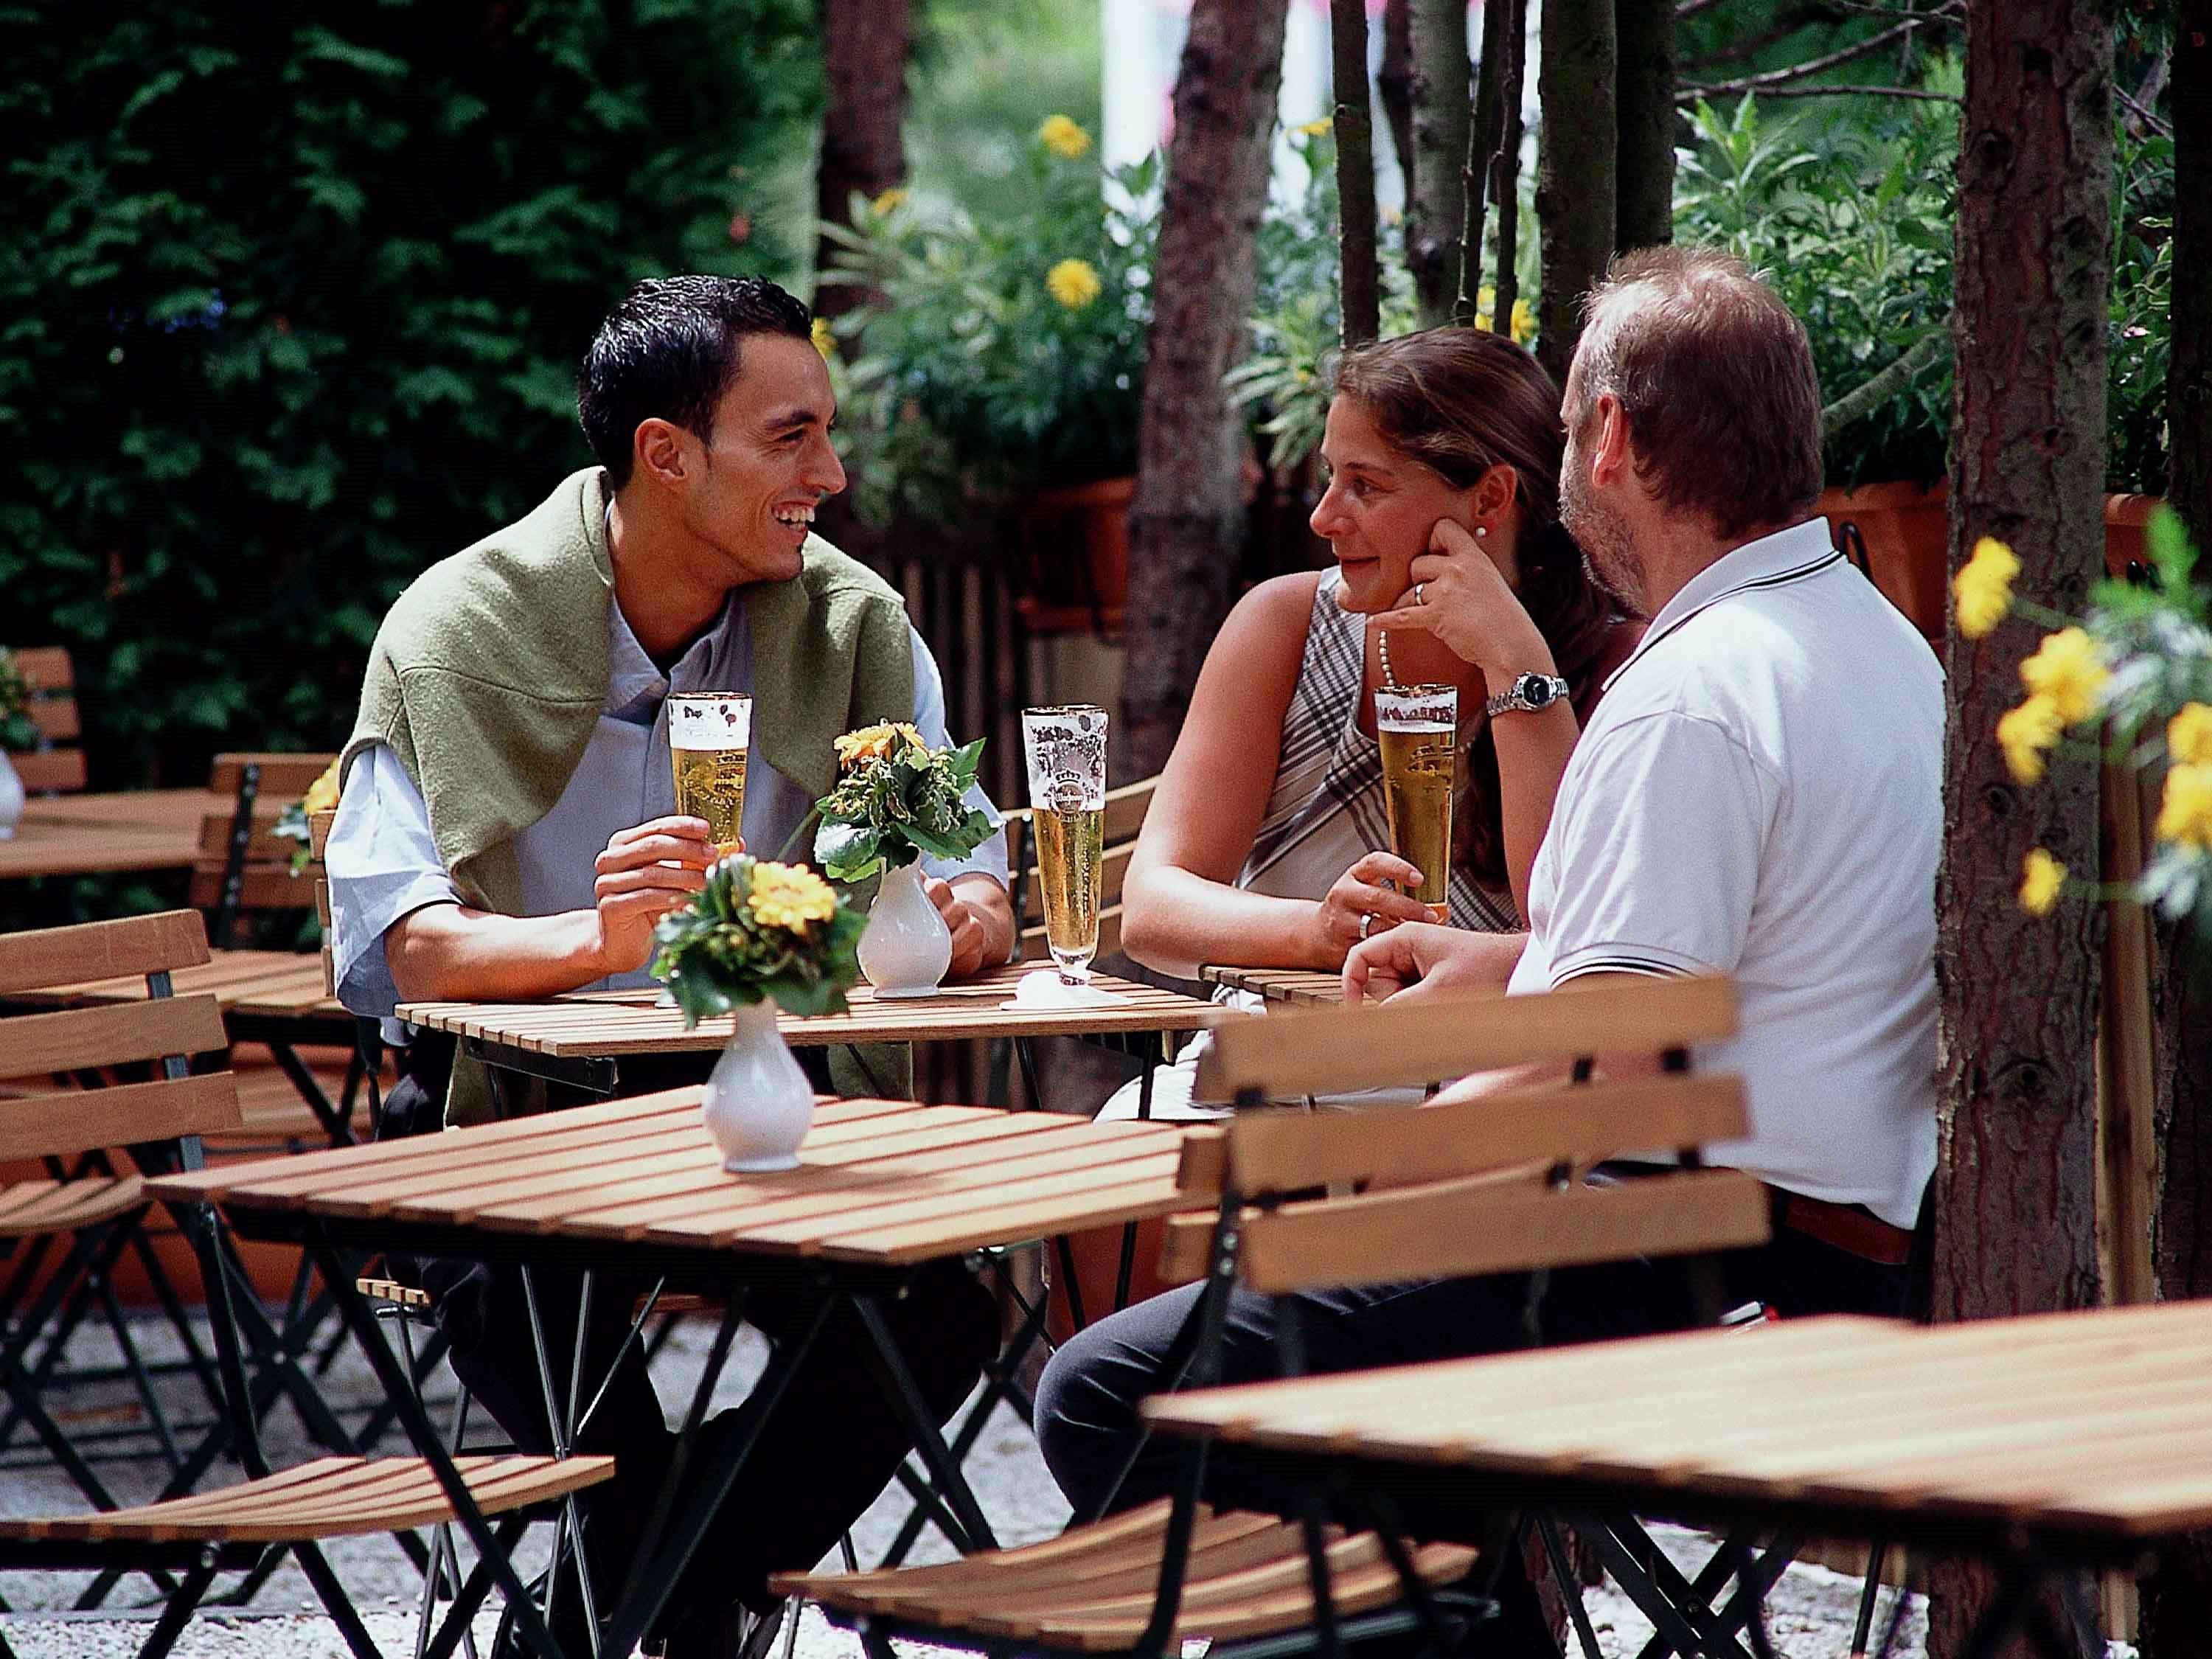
[1377,627,1402,691]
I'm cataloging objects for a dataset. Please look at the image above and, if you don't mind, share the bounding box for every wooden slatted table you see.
[1201,965,1346,1009]
[1147,1301,2212,1653]
[147,1096,1209,1658]
[401,962,1237,1099]
[0,790,219,880]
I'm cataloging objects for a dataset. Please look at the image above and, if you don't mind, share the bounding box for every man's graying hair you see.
[577,275,813,487]
[1571,247,1826,540]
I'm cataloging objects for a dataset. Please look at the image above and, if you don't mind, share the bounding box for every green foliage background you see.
[1,0,820,791]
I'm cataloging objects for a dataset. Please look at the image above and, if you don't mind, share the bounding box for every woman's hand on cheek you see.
[1374,520,1552,677]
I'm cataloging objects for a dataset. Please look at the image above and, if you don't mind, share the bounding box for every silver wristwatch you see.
[1484,672,1571,717]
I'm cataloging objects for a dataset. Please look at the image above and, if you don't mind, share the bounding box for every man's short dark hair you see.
[1571,247,1826,540]
[577,275,813,486]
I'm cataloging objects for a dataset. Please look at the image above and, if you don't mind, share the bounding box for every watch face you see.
[1519,674,1557,709]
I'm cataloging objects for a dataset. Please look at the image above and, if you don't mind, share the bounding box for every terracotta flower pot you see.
[1016,476,1134,637]
[1815,481,2166,643]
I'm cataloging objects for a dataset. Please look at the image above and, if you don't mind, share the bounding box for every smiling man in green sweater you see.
[326,276,1006,1659]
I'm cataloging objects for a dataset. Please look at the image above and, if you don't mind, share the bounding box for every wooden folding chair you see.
[4,644,88,795]
[777,974,1771,1659]
[0,910,613,1659]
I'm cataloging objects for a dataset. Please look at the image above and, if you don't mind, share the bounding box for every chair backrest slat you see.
[4,995,227,1077]
[192,751,335,930]
[1194,975,1738,1102]
[6,646,86,794]
[1218,1072,1748,1197]
[10,749,88,793]
[0,911,209,996]
[188,866,319,914]
[1236,1166,1772,1295]
[207,753,337,799]
[0,1072,242,1163]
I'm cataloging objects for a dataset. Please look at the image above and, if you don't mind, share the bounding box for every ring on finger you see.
[1415,581,1427,606]
[1357,912,1374,941]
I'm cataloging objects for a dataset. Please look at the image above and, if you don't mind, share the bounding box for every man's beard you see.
[1561,463,1647,618]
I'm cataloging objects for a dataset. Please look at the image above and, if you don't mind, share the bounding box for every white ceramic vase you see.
[699,998,814,1172]
[0,752,22,841]
[856,858,952,998]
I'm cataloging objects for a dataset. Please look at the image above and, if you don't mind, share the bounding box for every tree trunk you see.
[1331,0,1382,347]
[1535,0,1615,386]
[2139,8,2212,1656]
[1120,0,1290,779]
[1407,0,1473,324]
[1491,0,1528,333]
[1929,0,2112,1653]
[1613,0,1675,251]
[1458,0,1509,324]
[1378,0,1417,200]
[814,0,909,320]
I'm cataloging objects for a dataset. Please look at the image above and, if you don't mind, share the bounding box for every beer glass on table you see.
[1374,683,1456,922]
[1021,704,1108,986]
[667,692,751,858]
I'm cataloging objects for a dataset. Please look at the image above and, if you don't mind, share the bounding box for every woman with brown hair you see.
[1101,324,1640,1117]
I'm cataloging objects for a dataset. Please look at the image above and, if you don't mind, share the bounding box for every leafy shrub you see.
[0,0,819,790]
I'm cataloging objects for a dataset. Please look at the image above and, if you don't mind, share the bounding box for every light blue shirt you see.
[328,586,1006,1021]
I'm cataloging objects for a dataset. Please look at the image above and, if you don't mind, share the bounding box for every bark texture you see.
[814,0,909,320]
[2140,8,2212,1655]
[1930,1,2112,1654]
[1459,0,1509,324]
[1407,0,1473,324]
[1490,0,1528,332]
[1331,0,1382,347]
[1120,0,1290,778]
[1612,0,1675,251]
[1536,0,1615,386]
[1378,0,1417,198]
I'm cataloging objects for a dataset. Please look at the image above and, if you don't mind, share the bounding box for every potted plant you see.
[1677,84,2175,641]
[0,649,39,838]
[819,116,1157,632]
[813,723,996,998]
[650,856,866,1171]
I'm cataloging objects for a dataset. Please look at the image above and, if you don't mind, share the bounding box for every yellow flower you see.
[2018,848,2067,917]
[2156,762,2212,852]
[301,757,342,816]
[1509,298,1536,345]
[1996,695,2064,785]
[748,860,838,932]
[870,186,908,217]
[2017,627,2109,726]
[2168,703,2212,767]
[1046,257,1102,310]
[810,316,835,361]
[1952,536,2020,639]
[1295,116,1333,138]
[834,721,928,768]
[1038,114,1091,159]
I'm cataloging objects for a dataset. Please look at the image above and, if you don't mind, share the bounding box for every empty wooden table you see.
[0,790,218,880]
[150,1095,1207,1659]
[400,961,1237,1101]
[1148,1301,2212,1659]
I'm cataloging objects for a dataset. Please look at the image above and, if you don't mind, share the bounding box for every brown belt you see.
[1767,1185,1914,1267]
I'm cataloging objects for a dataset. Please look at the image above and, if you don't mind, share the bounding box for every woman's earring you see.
[1474,524,1489,540]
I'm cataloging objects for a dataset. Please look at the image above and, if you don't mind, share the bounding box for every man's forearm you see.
[386,904,611,1004]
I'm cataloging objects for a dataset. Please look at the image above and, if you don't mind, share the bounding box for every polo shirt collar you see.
[1602,518,1843,692]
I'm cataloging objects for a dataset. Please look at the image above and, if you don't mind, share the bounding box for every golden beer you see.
[1375,684,1457,921]
[672,747,748,855]
[667,692,752,857]
[1034,805,1105,978]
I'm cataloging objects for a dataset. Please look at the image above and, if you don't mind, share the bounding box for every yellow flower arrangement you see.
[2170,703,2212,767]
[1038,114,1091,159]
[834,721,926,768]
[1996,695,2064,785]
[302,757,342,815]
[2019,848,2067,917]
[1952,536,2020,639]
[2158,764,2212,853]
[870,187,908,217]
[745,860,839,932]
[2017,627,2109,724]
[1046,257,1102,310]
[810,316,836,361]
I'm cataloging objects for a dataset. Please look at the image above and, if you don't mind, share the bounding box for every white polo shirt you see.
[1507,518,1942,1227]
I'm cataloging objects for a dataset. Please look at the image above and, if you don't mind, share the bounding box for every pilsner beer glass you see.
[1022,703,1109,985]
[667,692,752,857]
[1374,683,1457,922]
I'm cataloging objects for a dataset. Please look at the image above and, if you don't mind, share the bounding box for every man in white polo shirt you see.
[1034,251,1941,1641]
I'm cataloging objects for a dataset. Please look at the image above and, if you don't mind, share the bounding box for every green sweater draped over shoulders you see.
[343,467,916,1123]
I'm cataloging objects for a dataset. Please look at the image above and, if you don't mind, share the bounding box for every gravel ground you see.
[0,1304,1926,1659]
